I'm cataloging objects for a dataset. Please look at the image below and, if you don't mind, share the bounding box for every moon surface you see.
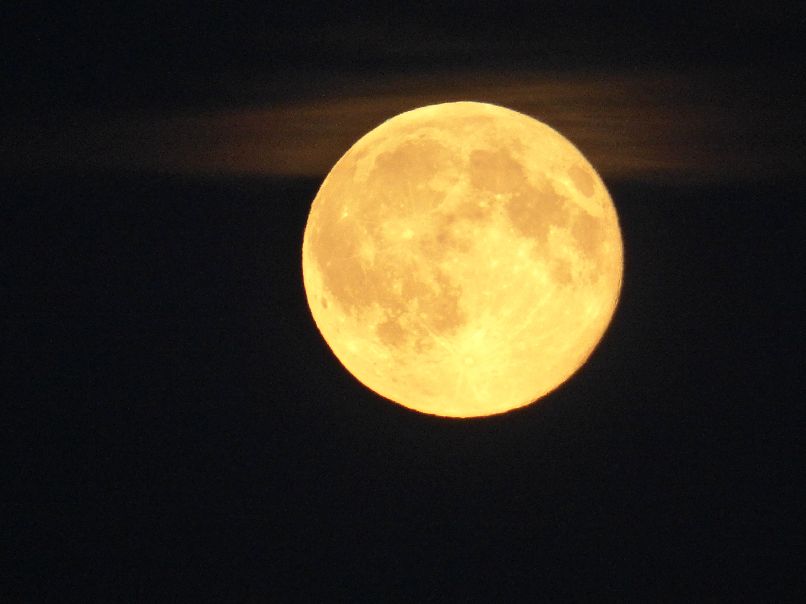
[302,102,623,417]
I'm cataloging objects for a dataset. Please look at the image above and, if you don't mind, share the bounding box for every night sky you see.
[5,4,805,601]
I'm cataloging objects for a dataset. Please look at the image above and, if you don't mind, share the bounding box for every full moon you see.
[302,102,623,417]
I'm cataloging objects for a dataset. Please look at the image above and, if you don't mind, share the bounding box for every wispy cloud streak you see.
[5,69,802,183]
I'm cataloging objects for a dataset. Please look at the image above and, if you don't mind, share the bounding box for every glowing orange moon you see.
[302,102,623,417]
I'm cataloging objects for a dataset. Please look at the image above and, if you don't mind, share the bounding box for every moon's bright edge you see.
[302,102,623,417]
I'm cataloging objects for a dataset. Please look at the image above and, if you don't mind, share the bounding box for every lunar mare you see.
[302,102,623,417]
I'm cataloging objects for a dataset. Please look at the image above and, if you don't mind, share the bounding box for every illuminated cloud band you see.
[5,69,802,183]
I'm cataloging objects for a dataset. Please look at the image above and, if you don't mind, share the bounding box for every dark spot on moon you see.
[312,210,367,312]
[551,259,574,286]
[372,264,466,352]
[376,316,407,347]
[469,149,526,194]
[368,139,455,217]
[568,163,595,197]
[424,272,465,333]
[571,209,605,259]
[505,179,568,244]
[423,211,475,258]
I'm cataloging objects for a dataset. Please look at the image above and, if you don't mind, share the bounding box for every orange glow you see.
[302,102,623,417]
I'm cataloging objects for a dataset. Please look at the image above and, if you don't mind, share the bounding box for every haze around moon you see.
[302,102,623,417]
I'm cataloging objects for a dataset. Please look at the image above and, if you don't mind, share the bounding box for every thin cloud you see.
[5,69,803,183]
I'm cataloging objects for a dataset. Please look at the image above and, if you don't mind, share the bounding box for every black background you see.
[4,3,805,601]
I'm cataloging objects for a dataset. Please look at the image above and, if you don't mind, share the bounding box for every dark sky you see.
[5,4,805,601]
